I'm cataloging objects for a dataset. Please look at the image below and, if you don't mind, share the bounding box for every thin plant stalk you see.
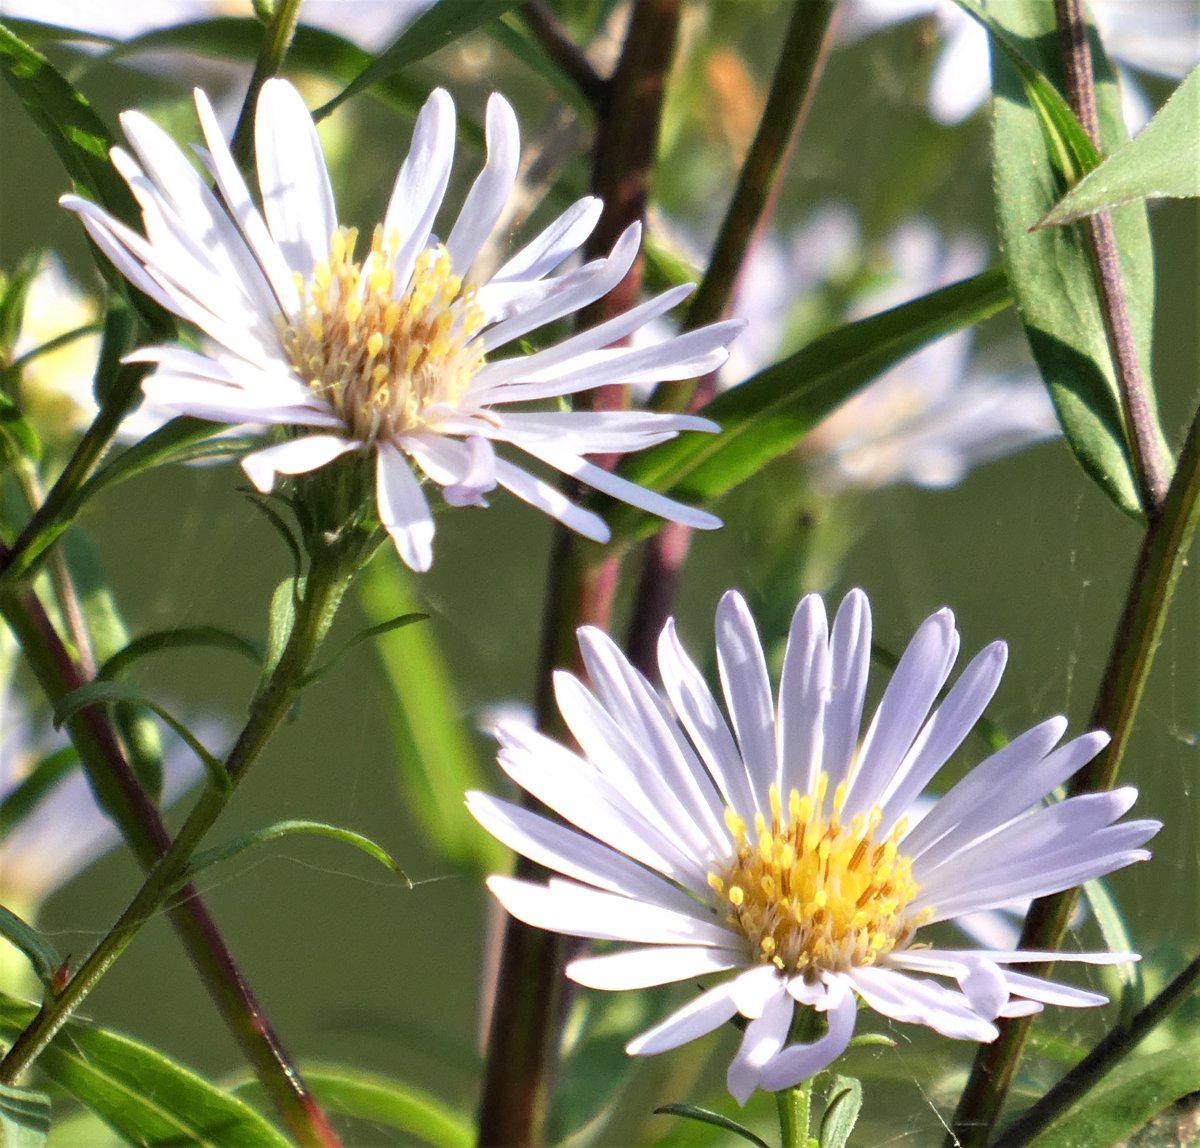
[476,4,681,1144]
[625,0,838,675]
[1055,0,1169,511]
[0,546,358,1147]
[948,402,1200,1145]
[230,0,305,167]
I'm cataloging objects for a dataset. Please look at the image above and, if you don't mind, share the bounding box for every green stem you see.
[1,361,145,584]
[625,0,838,674]
[776,1077,814,1148]
[947,401,1200,1146]
[0,550,354,1143]
[230,0,305,168]
[1053,0,1168,512]
[991,948,1200,1146]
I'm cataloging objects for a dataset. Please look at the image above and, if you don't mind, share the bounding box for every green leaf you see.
[1027,1037,1200,1147]
[489,15,593,117]
[184,819,411,887]
[1081,876,1144,1020]
[1041,65,1200,225]
[261,576,299,682]
[97,626,262,682]
[235,1066,472,1148]
[0,391,41,466]
[653,1104,772,1148]
[0,747,77,840]
[300,612,426,688]
[0,249,41,354]
[0,995,292,1148]
[0,904,61,991]
[358,555,505,874]
[0,23,134,224]
[52,681,228,793]
[0,1081,50,1148]
[819,1075,862,1148]
[976,1,1169,517]
[610,268,1011,537]
[61,528,165,800]
[314,0,524,120]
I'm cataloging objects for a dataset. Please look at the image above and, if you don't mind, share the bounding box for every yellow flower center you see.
[709,775,929,977]
[282,226,486,440]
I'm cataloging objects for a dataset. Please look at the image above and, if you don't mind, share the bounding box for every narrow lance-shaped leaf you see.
[52,680,228,793]
[358,556,506,875]
[315,0,524,120]
[1029,1037,1200,1148]
[97,626,263,682]
[233,1067,474,1148]
[964,0,1169,517]
[607,268,1011,540]
[0,994,292,1148]
[183,819,412,887]
[653,1104,772,1148]
[0,1081,50,1148]
[1041,65,1200,225]
[0,905,62,991]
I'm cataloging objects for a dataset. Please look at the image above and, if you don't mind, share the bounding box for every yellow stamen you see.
[708,776,927,976]
[280,226,486,440]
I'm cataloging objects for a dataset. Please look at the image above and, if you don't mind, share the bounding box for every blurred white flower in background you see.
[840,0,1200,130]
[0,0,433,51]
[725,212,1061,491]
[0,646,206,923]
[8,256,171,444]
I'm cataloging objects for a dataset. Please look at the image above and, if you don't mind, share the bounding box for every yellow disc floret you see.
[709,776,930,977]
[282,226,486,440]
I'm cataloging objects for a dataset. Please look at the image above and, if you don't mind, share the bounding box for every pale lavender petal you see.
[375,442,434,572]
[445,93,519,272]
[777,593,830,797]
[567,945,744,991]
[728,986,793,1105]
[241,435,359,492]
[757,977,857,1093]
[626,981,739,1056]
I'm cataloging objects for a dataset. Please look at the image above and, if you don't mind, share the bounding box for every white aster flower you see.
[470,589,1159,1102]
[62,81,736,570]
[840,0,1200,130]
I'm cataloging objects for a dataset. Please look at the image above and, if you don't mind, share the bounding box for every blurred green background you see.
[1,3,1197,1143]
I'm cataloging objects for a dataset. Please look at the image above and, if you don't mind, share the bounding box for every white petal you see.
[757,978,858,1093]
[716,591,776,814]
[375,442,434,572]
[1000,970,1109,1009]
[465,791,702,917]
[567,945,743,991]
[901,717,1074,861]
[658,618,756,815]
[494,722,706,885]
[728,986,793,1105]
[480,223,641,353]
[843,607,959,819]
[823,589,872,794]
[850,965,996,1042]
[443,435,497,507]
[445,93,519,272]
[383,87,456,290]
[877,640,1008,833]
[627,980,739,1056]
[490,195,602,283]
[777,594,830,797]
[193,88,299,316]
[487,875,736,947]
[472,282,695,392]
[256,79,337,281]
[490,456,610,541]
[240,435,359,492]
[518,441,721,531]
